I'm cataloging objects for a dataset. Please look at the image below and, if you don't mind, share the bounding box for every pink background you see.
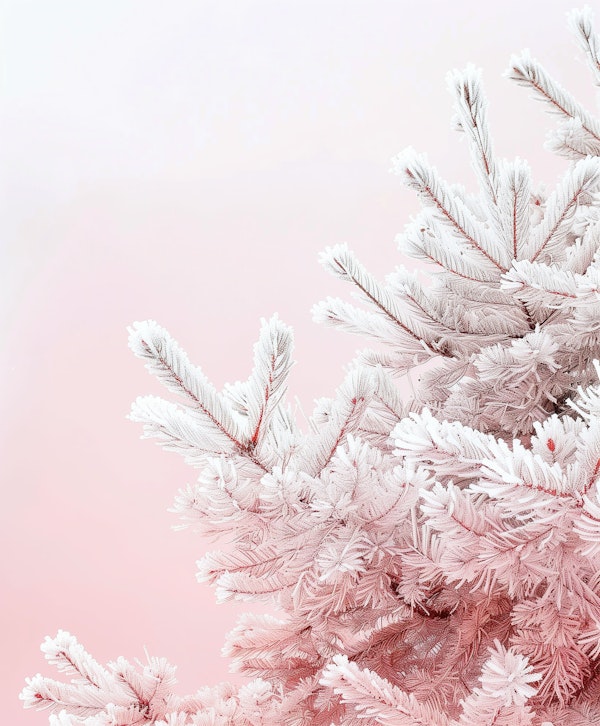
[1,1,592,722]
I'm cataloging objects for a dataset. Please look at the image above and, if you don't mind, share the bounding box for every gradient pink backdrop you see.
[1,1,592,722]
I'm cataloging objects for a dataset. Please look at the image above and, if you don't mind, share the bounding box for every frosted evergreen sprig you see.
[507,7,600,160]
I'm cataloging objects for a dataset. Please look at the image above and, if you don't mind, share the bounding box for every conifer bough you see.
[22,7,600,725]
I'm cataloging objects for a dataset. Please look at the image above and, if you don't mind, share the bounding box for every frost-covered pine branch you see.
[23,7,600,726]
[316,52,600,437]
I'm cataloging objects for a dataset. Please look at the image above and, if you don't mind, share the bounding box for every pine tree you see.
[21,7,600,725]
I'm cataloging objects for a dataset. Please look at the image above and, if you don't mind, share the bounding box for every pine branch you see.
[569,7,600,88]
[506,49,600,149]
[452,642,540,725]
[321,655,451,726]
[564,219,600,273]
[244,316,294,450]
[501,259,579,310]
[546,117,600,159]
[393,150,508,272]
[129,395,237,464]
[313,295,431,353]
[397,220,500,283]
[170,457,267,537]
[223,612,322,682]
[392,408,502,481]
[128,321,246,450]
[198,546,301,602]
[129,320,300,472]
[21,632,180,722]
[447,66,499,206]
[317,244,447,355]
[524,157,600,263]
[297,368,376,477]
[494,158,532,261]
